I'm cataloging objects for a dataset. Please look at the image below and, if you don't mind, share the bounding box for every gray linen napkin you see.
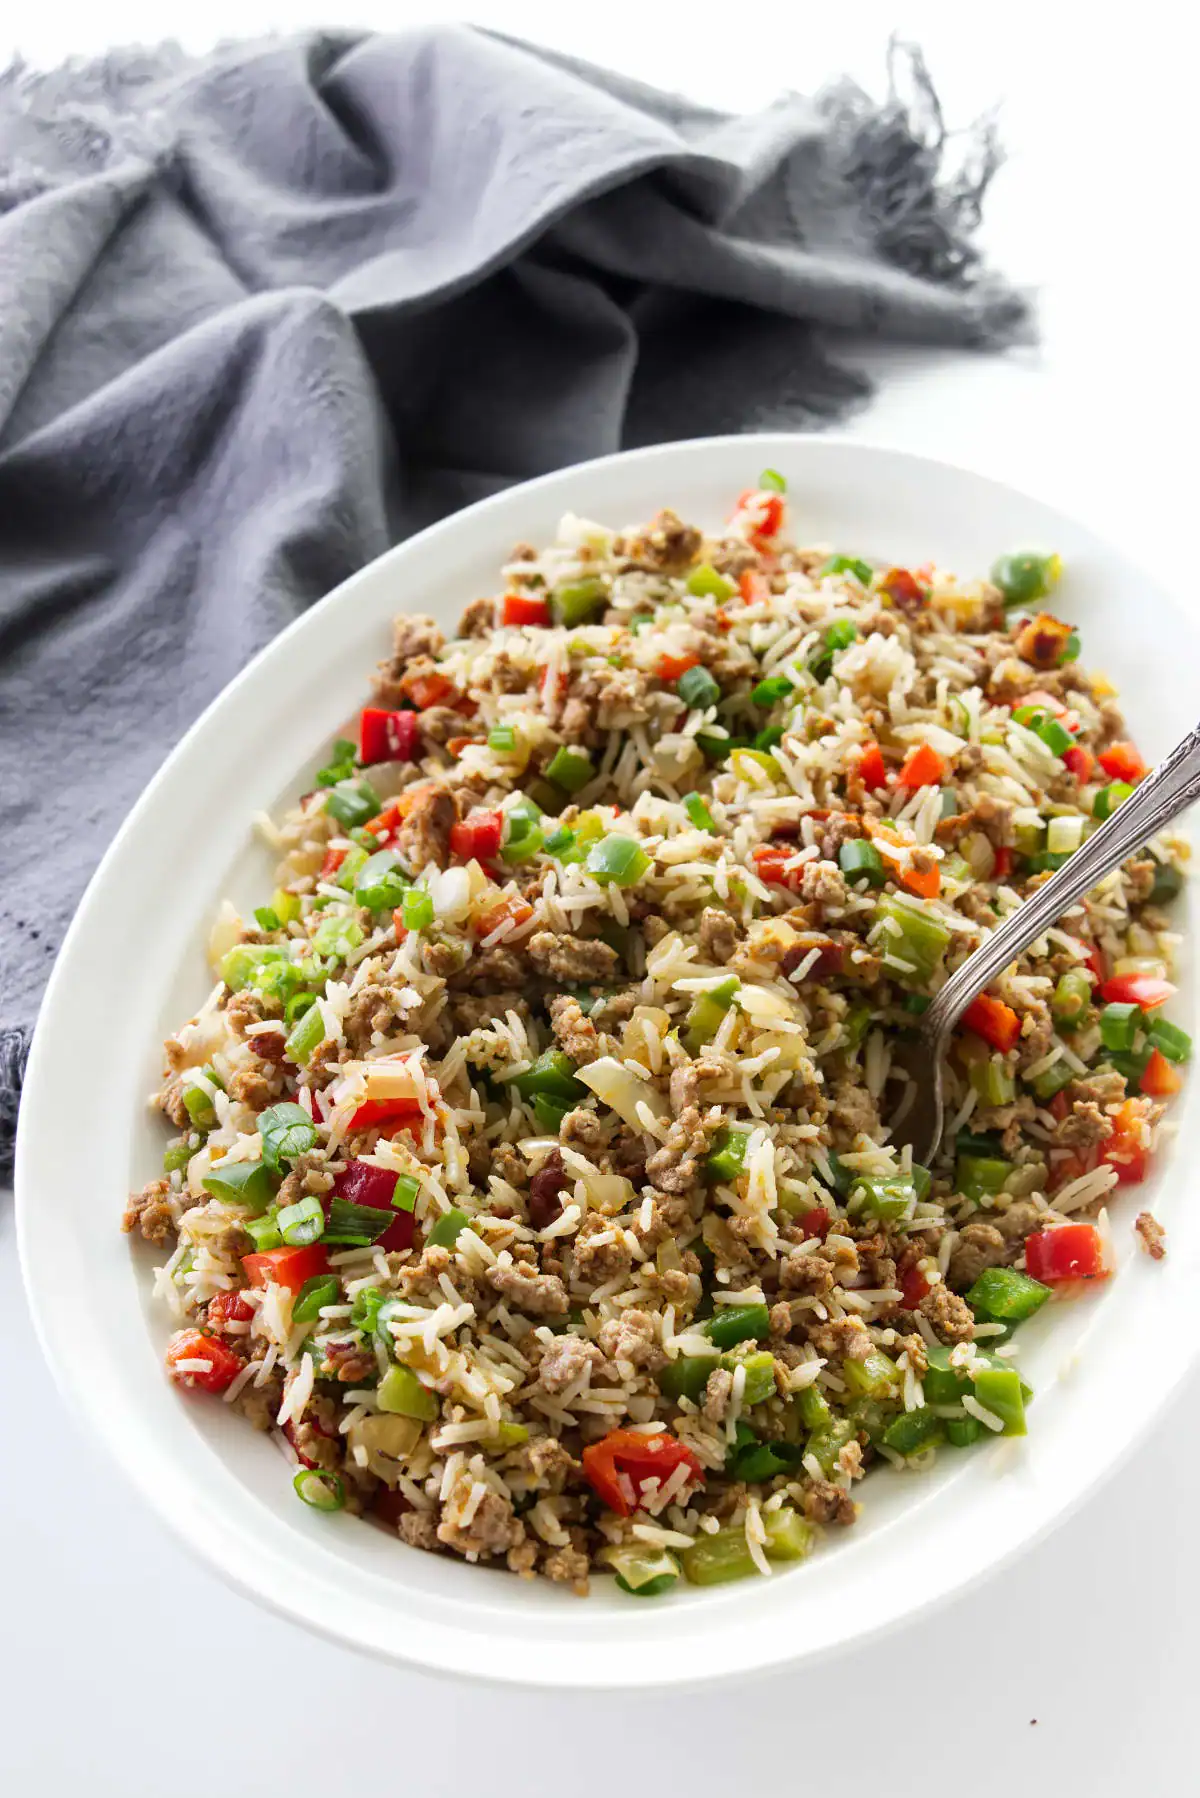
[0,27,1030,1174]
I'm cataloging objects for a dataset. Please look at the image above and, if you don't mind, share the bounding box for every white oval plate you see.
[17,436,1198,1689]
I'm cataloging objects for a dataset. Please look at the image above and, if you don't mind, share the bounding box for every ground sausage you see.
[486,1258,569,1318]
[801,1478,857,1526]
[946,1221,1007,1289]
[645,1107,710,1195]
[571,1211,632,1286]
[698,907,739,964]
[620,508,702,572]
[396,785,456,873]
[537,1333,606,1395]
[919,1285,976,1344]
[548,994,600,1063]
[1135,1211,1166,1260]
[527,931,619,984]
[122,1178,177,1246]
[437,1476,525,1559]
[597,1308,664,1371]
[702,1366,734,1423]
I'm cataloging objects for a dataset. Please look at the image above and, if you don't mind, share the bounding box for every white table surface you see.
[5,5,1198,1790]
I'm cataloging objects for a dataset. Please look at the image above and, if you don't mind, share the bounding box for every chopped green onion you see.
[821,555,873,585]
[500,818,544,865]
[990,550,1062,608]
[285,991,317,1029]
[487,725,517,753]
[1148,1016,1192,1064]
[324,779,381,830]
[758,467,787,493]
[842,999,872,1050]
[683,791,717,832]
[751,674,793,706]
[969,1057,1017,1108]
[313,914,365,959]
[293,1274,340,1324]
[202,1156,274,1212]
[220,943,288,993]
[254,906,281,932]
[553,577,607,627]
[902,993,931,1015]
[839,839,886,887]
[677,664,721,710]
[427,1207,469,1248]
[391,1174,420,1213]
[378,1362,439,1421]
[1029,1059,1075,1102]
[401,888,434,932]
[585,834,650,887]
[875,893,951,983]
[293,1468,345,1512]
[1094,781,1134,820]
[754,726,785,752]
[685,563,736,600]
[258,1101,318,1173]
[825,619,859,654]
[966,1265,1050,1322]
[545,746,594,793]
[333,845,370,892]
[1051,967,1093,1025]
[277,1194,325,1247]
[705,1127,750,1184]
[704,1303,770,1350]
[695,730,750,762]
[1025,850,1072,874]
[1037,715,1074,757]
[1100,1001,1141,1052]
[351,849,408,912]
[315,739,358,787]
[163,1138,194,1175]
[324,1198,392,1245]
[350,1286,385,1333]
[245,1211,283,1251]
[182,1081,218,1130]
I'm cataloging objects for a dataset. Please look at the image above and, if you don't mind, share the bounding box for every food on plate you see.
[125,473,1188,1597]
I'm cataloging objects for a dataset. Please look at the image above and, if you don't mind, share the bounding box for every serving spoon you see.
[889,720,1200,1166]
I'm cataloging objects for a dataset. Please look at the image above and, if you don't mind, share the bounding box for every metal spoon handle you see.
[925,719,1200,1037]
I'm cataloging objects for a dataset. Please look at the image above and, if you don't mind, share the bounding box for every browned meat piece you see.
[621,508,702,572]
[571,663,655,728]
[122,1178,177,1246]
[275,1152,332,1210]
[897,1332,928,1376]
[342,982,402,1056]
[1068,1069,1127,1109]
[994,1199,1041,1243]
[645,1107,710,1194]
[528,1149,569,1232]
[919,1285,976,1344]
[571,1211,632,1287]
[224,989,281,1033]
[588,988,640,1030]
[598,1308,664,1371]
[226,1065,275,1109]
[796,860,848,911]
[779,1247,835,1295]
[437,1477,525,1559]
[486,1258,569,1318]
[419,706,475,748]
[396,784,456,873]
[937,792,1015,849]
[398,1243,455,1302]
[454,946,526,990]
[1135,1211,1166,1260]
[459,596,496,637]
[542,1540,591,1591]
[807,1316,873,1362]
[527,931,619,983]
[801,1479,857,1527]
[507,1538,540,1577]
[708,537,763,578]
[668,1057,725,1115]
[524,1437,578,1486]
[450,990,526,1034]
[548,994,600,1063]
[390,613,445,664]
[947,1221,1007,1289]
[1056,1102,1113,1149]
[155,1077,192,1129]
[818,813,862,860]
[702,1366,734,1423]
[829,1082,880,1144]
[235,1370,285,1431]
[398,1509,442,1551]
[769,1301,794,1339]
[561,1107,604,1146]
[698,907,739,964]
[537,1333,606,1395]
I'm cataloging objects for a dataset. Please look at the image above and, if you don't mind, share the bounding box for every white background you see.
[4,4,1198,1791]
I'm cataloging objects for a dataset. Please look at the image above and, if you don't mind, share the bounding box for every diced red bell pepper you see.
[450,809,504,864]
[882,567,926,613]
[501,592,550,628]
[1083,943,1106,985]
[1101,1098,1150,1184]
[1141,1047,1182,1097]
[732,489,785,546]
[1048,1091,1071,1123]
[283,1414,338,1471]
[752,843,801,888]
[348,1097,425,1134]
[961,992,1022,1054]
[243,1244,330,1293]
[400,669,458,711]
[866,820,942,898]
[899,1262,932,1309]
[1098,974,1175,1010]
[581,1428,703,1517]
[360,707,421,765]
[206,1290,254,1330]
[320,845,349,880]
[857,741,888,790]
[475,896,534,939]
[897,743,946,789]
[392,908,408,945]
[797,1205,831,1241]
[658,651,700,683]
[1062,744,1094,782]
[781,938,843,982]
[992,846,1014,880]
[165,1328,245,1393]
[1024,1223,1108,1283]
[1098,741,1146,783]
[333,1159,416,1252]
[738,569,769,604]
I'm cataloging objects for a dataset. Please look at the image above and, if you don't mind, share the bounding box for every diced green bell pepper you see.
[686,563,735,600]
[553,577,607,626]
[705,1127,750,1184]
[585,834,650,887]
[426,1208,469,1248]
[965,1265,1050,1322]
[876,893,951,983]
[704,1304,770,1350]
[378,1363,439,1421]
[881,1407,943,1455]
[842,1349,901,1400]
[990,550,1061,608]
[683,976,740,1053]
[972,1366,1027,1436]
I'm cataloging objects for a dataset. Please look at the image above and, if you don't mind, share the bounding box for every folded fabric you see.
[0,27,1030,1174]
